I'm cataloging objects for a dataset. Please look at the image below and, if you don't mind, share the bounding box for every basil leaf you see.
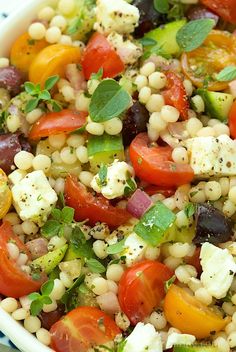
[176,19,215,52]
[41,280,54,296]
[98,164,108,187]
[216,66,236,82]
[30,299,43,316]
[154,0,169,14]
[41,220,62,238]
[61,206,75,224]
[91,68,103,80]
[89,79,131,122]
[25,98,39,113]
[87,258,106,273]
[184,203,196,218]
[45,75,60,90]
[107,239,126,255]
[139,37,157,46]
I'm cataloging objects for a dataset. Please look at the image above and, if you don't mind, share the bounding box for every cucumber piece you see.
[32,244,68,274]
[174,345,218,352]
[88,133,124,172]
[144,20,186,55]
[197,89,234,122]
[166,223,195,244]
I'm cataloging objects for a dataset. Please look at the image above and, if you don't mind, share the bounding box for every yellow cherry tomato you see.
[10,32,48,75]
[29,44,81,87]
[164,284,229,339]
[0,169,12,219]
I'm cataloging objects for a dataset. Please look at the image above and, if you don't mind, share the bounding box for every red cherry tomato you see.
[144,185,176,198]
[0,222,46,298]
[129,133,194,188]
[201,0,236,24]
[50,306,120,352]
[28,109,87,140]
[118,260,174,325]
[65,174,131,227]
[229,100,236,139]
[82,32,125,80]
[162,72,189,120]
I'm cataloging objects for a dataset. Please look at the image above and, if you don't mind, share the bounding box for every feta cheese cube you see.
[200,243,236,299]
[12,170,58,225]
[94,0,140,35]
[124,232,147,266]
[8,169,27,185]
[123,322,162,352]
[166,333,196,349]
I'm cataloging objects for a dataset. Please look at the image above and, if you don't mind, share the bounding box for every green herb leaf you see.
[44,75,60,90]
[184,203,196,218]
[154,0,169,14]
[107,239,126,255]
[89,79,131,122]
[51,100,62,112]
[91,68,104,81]
[216,66,236,82]
[61,274,85,311]
[58,192,66,208]
[41,296,52,306]
[30,299,43,316]
[24,82,37,95]
[39,90,51,100]
[117,339,127,352]
[139,37,157,46]
[28,292,41,301]
[41,220,62,238]
[41,280,54,296]
[25,98,39,113]
[98,164,108,187]
[176,19,215,52]
[124,178,137,197]
[87,258,106,273]
[165,275,176,292]
[67,17,83,35]
[61,206,75,224]
[70,227,94,259]
[51,208,62,222]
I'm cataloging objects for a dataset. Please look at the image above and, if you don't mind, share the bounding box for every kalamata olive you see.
[187,5,219,24]
[0,66,23,96]
[122,101,149,146]
[39,304,65,330]
[194,203,233,245]
[133,0,166,38]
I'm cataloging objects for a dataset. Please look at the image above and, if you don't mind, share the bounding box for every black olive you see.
[194,203,233,245]
[187,5,219,24]
[0,66,23,96]
[122,101,149,146]
[133,0,166,38]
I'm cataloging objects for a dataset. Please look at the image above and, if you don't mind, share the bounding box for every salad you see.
[0,0,236,351]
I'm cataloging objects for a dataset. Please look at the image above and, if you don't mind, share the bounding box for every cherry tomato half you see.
[82,32,125,80]
[229,100,236,139]
[65,174,131,227]
[129,133,194,188]
[28,109,87,140]
[0,169,12,220]
[50,306,120,352]
[201,0,236,24]
[0,222,46,298]
[118,260,174,325]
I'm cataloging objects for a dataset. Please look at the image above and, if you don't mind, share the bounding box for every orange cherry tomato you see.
[164,284,229,339]
[10,32,48,75]
[29,44,81,87]
[50,306,120,352]
[181,30,236,91]
[129,133,194,188]
[118,260,174,325]
[201,0,236,24]
[229,100,236,139]
[0,169,12,219]
[0,222,47,298]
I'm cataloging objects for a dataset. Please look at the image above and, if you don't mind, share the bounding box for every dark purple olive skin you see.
[39,305,65,330]
[187,5,219,24]
[0,66,23,96]
[133,0,166,38]
[122,101,149,146]
[194,203,233,245]
[0,133,31,174]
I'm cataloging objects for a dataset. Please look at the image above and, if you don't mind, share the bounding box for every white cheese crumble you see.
[166,332,196,349]
[94,0,140,35]
[123,232,148,266]
[12,170,58,225]
[200,243,236,299]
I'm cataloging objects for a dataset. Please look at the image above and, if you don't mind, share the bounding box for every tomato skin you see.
[82,33,125,80]
[201,0,236,24]
[118,260,174,325]
[164,284,229,339]
[144,185,176,198]
[229,100,236,139]
[162,72,189,120]
[129,133,194,188]
[0,222,46,298]
[50,306,120,352]
[29,110,87,140]
[65,175,131,227]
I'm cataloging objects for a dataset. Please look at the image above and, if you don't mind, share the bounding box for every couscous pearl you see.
[164,256,182,270]
[28,23,46,40]
[14,151,34,170]
[197,126,216,137]
[149,311,167,330]
[22,220,38,236]
[232,311,236,323]
[93,240,107,259]
[75,93,91,112]
[195,287,212,305]
[26,108,43,124]
[186,117,203,137]
[162,197,176,211]
[176,210,190,228]
[6,114,21,133]
[92,277,109,295]
[147,123,159,142]
[1,298,18,313]
[172,147,188,164]
[38,7,55,21]
[24,316,41,333]
[106,264,124,282]
[49,133,66,149]
[87,79,100,95]
[189,187,206,203]
[213,337,230,352]
[140,62,155,76]
[161,105,180,123]
[115,312,130,331]
[139,87,152,105]
[36,328,51,346]
[16,253,28,266]
[45,27,61,43]
[214,123,230,136]
[58,0,75,15]
[146,94,165,113]
[219,177,230,197]
[175,264,197,284]
[86,122,104,135]
[7,242,20,260]
[59,272,73,288]
[0,57,9,68]
[32,154,51,172]
[169,243,190,258]
[205,181,222,201]
[13,224,24,236]
[12,308,29,320]
[59,35,73,46]
[222,302,236,316]
[49,279,65,301]
[50,15,67,31]
[61,85,75,102]
[76,146,89,163]
[3,212,20,225]
[225,322,236,335]
[230,176,236,188]
[228,186,236,204]
[60,147,77,164]
[107,280,118,294]
[191,95,205,113]
[145,246,160,261]
[67,134,85,148]
[149,72,167,90]
[54,178,65,194]
[48,236,67,251]
[183,79,193,96]
[223,199,236,217]
[104,118,123,135]
[43,300,57,313]
[79,171,94,187]
[208,118,220,127]
[174,184,190,210]
[188,278,202,292]
[149,112,167,132]
[135,75,148,91]
[228,332,236,348]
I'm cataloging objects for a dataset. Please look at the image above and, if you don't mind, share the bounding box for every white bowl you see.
[0,4,57,351]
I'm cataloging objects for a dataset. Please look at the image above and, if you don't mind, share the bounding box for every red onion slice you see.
[127,189,153,218]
